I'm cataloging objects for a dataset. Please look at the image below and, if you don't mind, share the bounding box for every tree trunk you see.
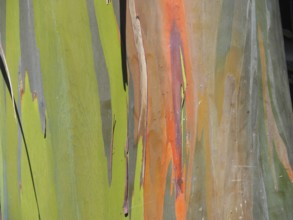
[0,0,292,219]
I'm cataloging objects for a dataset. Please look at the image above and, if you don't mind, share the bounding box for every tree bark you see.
[0,0,292,219]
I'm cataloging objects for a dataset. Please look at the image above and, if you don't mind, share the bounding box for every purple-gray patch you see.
[170,22,183,192]
[86,0,114,185]
[19,0,46,137]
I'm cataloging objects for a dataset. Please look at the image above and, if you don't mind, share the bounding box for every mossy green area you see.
[0,0,143,219]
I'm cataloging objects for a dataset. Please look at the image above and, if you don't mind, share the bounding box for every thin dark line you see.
[0,55,41,220]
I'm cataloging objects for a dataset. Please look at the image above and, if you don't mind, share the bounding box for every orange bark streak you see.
[160,0,197,219]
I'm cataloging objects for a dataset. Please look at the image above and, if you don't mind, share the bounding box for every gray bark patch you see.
[86,0,113,185]
[19,0,46,136]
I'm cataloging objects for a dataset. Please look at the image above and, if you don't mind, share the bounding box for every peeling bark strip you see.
[128,0,148,135]
[0,45,41,220]
[123,139,129,217]
[108,115,116,185]
[19,0,46,137]
[125,75,139,218]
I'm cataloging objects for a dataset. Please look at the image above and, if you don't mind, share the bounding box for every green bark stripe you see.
[0,0,6,49]
[215,0,235,75]
[86,0,113,185]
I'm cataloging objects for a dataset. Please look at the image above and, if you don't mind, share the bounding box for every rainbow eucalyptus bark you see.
[0,0,293,220]
[126,1,293,220]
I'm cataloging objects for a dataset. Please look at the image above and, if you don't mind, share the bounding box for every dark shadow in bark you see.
[120,0,128,90]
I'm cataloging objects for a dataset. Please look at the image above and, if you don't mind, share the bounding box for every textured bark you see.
[0,0,292,219]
